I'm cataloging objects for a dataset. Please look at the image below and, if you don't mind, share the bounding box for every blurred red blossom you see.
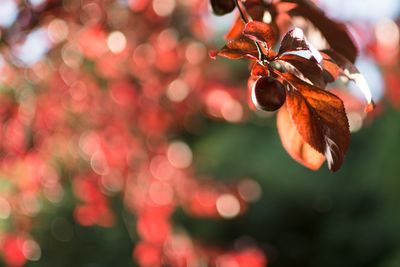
[0,0,398,266]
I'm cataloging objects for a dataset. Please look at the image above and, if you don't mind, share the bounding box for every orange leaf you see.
[282,73,350,172]
[320,52,342,82]
[277,105,325,170]
[213,37,259,60]
[225,17,245,40]
[243,21,275,50]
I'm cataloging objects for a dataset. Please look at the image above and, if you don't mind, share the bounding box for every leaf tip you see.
[208,50,218,59]
[365,100,376,113]
[292,27,304,39]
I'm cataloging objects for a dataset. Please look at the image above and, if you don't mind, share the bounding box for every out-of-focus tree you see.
[0,0,398,266]
[0,0,265,266]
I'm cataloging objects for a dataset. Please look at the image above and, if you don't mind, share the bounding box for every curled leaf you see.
[243,21,275,50]
[277,105,325,170]
[224,0,266,40]
[322,49,374,110]
[279,28,323,63]
[282,73,350,172]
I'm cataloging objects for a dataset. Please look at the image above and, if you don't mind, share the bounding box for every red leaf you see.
[250,62,269,77]
[214,37,259,60]
[320,52,342,82]
[283,0,358,63]
[322,49,374,110]
[224,1,273,41]
[278,28,323,63]
[277,105,325,170]
[243,21,275,50]
[276,54,326,88]
[279,28,308,54]
[282,73,350,172]
[225,16,245,40]
[322,49,358,73]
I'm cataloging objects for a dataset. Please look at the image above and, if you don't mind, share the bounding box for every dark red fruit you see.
[210,0,235,16]
[251,76,286,111]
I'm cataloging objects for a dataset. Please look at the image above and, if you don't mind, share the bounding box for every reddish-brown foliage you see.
[211,0,374,172]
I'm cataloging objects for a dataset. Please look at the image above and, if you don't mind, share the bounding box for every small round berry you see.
[210,0,235,16]
[251,76,286,111]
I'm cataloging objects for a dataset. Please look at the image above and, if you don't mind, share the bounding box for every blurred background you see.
[0,0,400,266]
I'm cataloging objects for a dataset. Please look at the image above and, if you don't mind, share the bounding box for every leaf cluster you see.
[210,0,374,172]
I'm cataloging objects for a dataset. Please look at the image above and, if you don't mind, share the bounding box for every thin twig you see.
[234,0,248,22]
